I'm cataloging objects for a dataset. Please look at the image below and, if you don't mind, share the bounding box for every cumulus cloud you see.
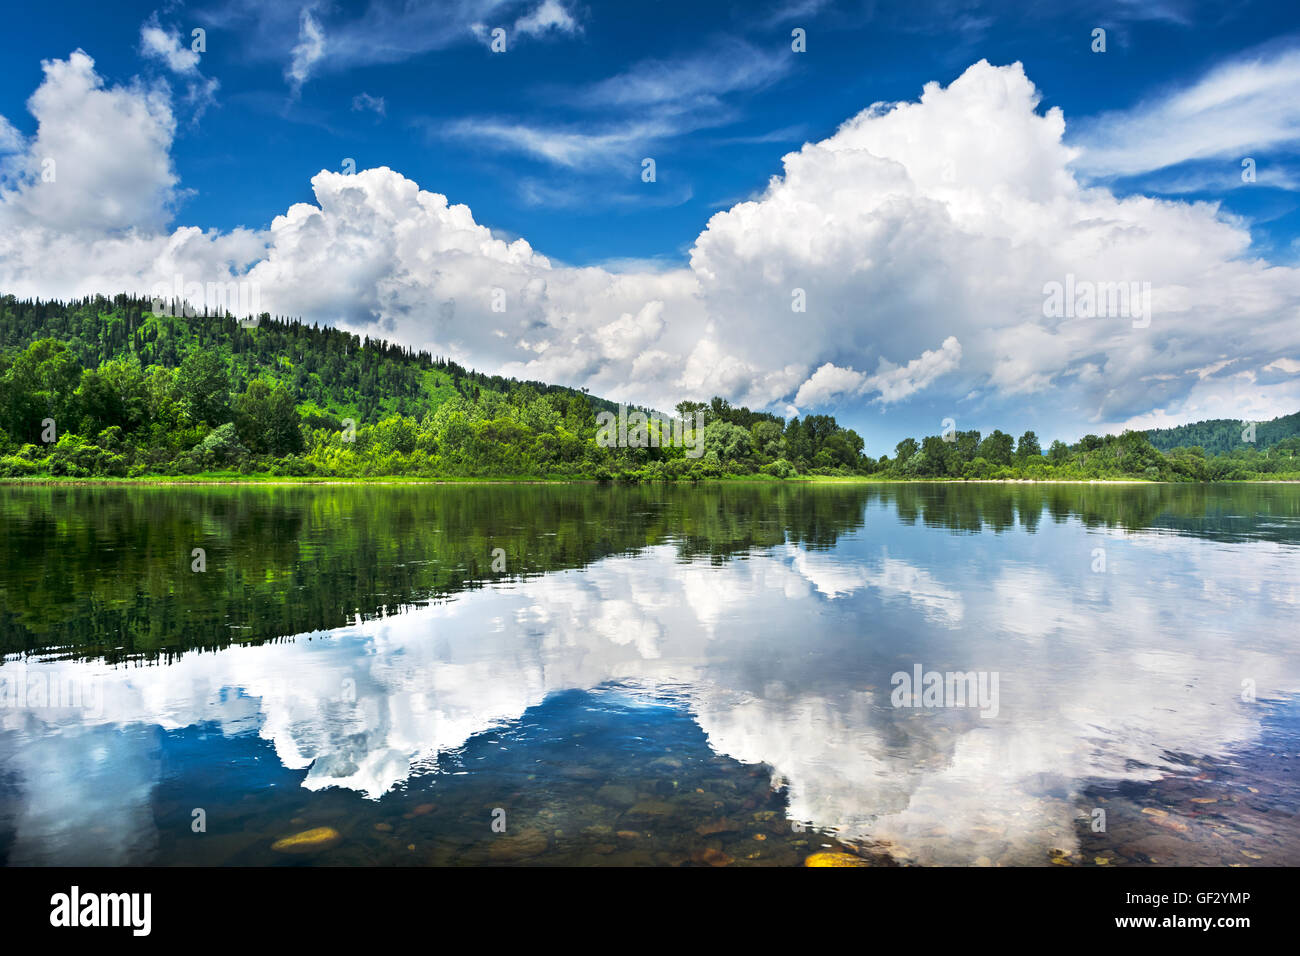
[0,114,23,152]
[793,337,963,409]
[2,49,1299,435]
[0,52,262,299]
[1,51,181,234]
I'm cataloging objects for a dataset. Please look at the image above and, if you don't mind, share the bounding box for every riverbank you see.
[3,474,1297,486]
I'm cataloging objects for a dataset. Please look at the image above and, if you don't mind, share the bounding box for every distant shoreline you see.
[2,476,1296,487]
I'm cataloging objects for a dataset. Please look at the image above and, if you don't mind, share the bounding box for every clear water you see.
[1,483,1297,866]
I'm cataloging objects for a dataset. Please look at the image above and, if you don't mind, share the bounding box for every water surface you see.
[1,483,1297,866]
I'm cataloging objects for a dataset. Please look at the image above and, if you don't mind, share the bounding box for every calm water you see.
[1,482,1297,866]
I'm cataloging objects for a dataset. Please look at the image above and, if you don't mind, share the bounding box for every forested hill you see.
[1,294,1296,482]
[0,293,634,424]
[1145,411,1300,454]
[0,293,868,479]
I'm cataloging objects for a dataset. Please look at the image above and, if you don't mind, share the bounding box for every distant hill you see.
[1,293,1294,481]
[1145,410,1300,455]
[0,292,643,425]
[0,293,867,479]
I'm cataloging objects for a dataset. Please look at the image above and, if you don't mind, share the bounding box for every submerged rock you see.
[488,829,549,862]
[626,800,675,818]
[695,818,739,836]
[271,827,341,854]
[596,784,638,808]
[803,851,870,867]
[691,847,733,867]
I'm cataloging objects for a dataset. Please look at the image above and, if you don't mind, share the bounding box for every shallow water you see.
[1,482,1297,866]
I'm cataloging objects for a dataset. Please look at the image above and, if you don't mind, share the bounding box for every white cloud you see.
[792,337,963,409]
[224,0,580,92]
[0,114,23,152]
[442,116,674,169]
[1073,46,1300,179]
[793,362,870,408]
[139,17,220,117]
[514,0,579,38]
[2,50,1299,433]
[1,51,180,234]
[441,39,788,173]
[575,39,788,109]
[287,7,326,93]
[140,22,200,75]
[351,92,385,117]
[0,52,261,300]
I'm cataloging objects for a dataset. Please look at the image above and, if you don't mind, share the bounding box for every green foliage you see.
[977,430,1014,466]
[860,423,1300,482]
[1146,411,1300,455]
[0,294,874,480]
[2,294,1296,484]
[1016,430,1041,459]
[895,437,919,462]
[234,380,305,456]
[762,458,798,478]
[174,350,232,426]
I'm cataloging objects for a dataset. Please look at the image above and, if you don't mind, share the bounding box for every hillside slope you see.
[1146,411,1300,454]
[0,294,865,479]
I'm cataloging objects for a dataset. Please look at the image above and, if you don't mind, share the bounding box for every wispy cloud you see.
[573,39,788,110]
[201,0,583,93]
[1115,158,1300,194]
[439,38,791,171]
[351,92,386,118]
[1072,44,1300,180]
[287,6,326,95]
[440,117,679,169]
[139,14,220,118]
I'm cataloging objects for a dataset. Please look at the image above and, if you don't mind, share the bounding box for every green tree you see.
[174,350,232,426]
[920,435,955,476]
[751,420,784,459]
[977,430,1014,466]
[0,338,82,442]
[234,380,304,456]
[703,420,752,463]
[1016,430,1042,460]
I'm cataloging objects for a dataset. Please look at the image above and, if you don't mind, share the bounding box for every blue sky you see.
[1,0,1299,451]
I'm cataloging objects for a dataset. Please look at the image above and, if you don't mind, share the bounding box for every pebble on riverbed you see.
[271,826,341,853]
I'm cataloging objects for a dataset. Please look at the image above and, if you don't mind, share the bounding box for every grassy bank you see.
[4,473,1297,486]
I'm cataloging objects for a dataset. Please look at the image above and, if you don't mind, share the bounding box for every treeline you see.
[873,426,1300,481]
[2,295,1296,482]
[1145,411,1300,455]
[0,295,867,480]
